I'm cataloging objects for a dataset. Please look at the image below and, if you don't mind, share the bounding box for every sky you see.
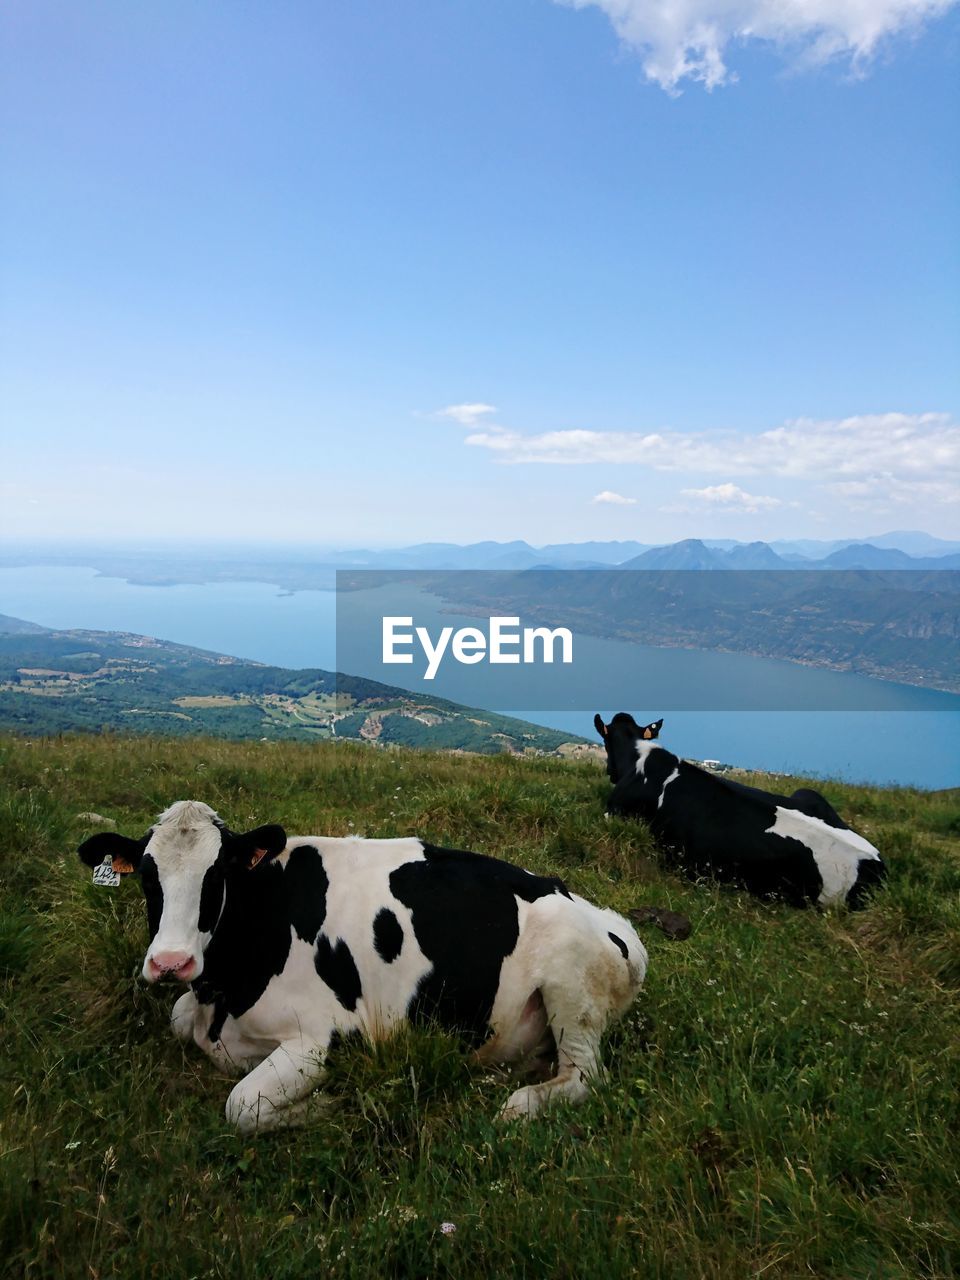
[2,0,958,547]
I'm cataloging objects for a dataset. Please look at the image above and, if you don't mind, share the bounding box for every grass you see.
[1,732,958,1279]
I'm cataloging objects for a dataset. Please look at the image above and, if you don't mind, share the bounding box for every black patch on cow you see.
[388,843,568,1046]
[652,765,824,906]
[285,845,328,942]
[787,788,849,830]
[714,778,848,829]
[138,855,163,941]
[192,859,293,1039]
[193,843,333,1041]
[327,1027,364,1057]
[608,932,629,960]
[599,711,648,783]
[373,908,404,964]
[198,862,225,935]
[208,998,228,1045]
[314,936,362,1012]
[846,856,887,910]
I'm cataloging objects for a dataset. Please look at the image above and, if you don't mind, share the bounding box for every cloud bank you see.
[466,410,957,481]
[463,411,960,514]
[555,0,957,90]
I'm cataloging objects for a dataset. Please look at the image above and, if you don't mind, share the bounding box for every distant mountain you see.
[721,541,792,569]
[0,623,583,754]
[861,531,960,557]
[538,541,654,564]
[0,613,48,635]
[621,540,794,570]
[621,539,724,570]
[821,544,960,570]
[821,544,922,570]
[770,532,960,560]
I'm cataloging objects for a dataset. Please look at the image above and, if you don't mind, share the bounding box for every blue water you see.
[1,565,957,789]
[0,566,338,669]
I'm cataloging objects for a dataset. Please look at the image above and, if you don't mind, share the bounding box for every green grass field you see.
[1,734,958,1279]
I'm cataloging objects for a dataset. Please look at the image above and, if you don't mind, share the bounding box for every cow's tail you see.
[603,907,649,997]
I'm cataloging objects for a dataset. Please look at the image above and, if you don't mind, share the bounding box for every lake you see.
[1,564,957,789]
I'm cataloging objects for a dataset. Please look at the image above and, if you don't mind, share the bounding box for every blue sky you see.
[2,0,958,546]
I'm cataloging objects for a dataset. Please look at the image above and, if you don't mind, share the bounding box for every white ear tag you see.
[93,856,121,888]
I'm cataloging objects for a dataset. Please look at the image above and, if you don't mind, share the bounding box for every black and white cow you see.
[78,801,647,1134]
[594,713,885,909]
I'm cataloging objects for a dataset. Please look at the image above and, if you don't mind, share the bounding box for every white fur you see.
[633,739,658,774]
[657,768,679,808]
[766,806,881,907]
[143,801,224,978]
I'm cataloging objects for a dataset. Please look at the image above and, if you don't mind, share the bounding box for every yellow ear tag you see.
[248,847,269,870]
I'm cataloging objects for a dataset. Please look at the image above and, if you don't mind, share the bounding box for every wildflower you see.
[440,1222,457,1235]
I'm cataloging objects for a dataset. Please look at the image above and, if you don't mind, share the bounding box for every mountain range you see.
[2,531,959,590]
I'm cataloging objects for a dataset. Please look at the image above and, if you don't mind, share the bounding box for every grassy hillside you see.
[0,624,583,754]
[1,734,958,1279]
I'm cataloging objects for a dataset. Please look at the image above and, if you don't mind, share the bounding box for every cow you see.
[78,801,647,1135]
[594,713,885,909]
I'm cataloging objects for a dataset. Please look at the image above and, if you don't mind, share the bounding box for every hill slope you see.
[0,621,583,754]
[2,733,958,1279]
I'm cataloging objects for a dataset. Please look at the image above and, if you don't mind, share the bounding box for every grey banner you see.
[334,569,960,712]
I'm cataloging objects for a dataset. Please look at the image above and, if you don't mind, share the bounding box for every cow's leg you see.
[495,901,645,1122]
[170,991,198,1044]
[475,988,552,1069]
[498,994,602,1121]
[224,1039,327,1135]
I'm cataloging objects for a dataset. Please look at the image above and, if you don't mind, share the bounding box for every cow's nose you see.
[147,951,198,982]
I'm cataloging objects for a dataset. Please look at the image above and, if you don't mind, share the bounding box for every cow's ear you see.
[641,719,663,740]
[224,824,287,871]
[594,713,608,739]
[77,832,145,875]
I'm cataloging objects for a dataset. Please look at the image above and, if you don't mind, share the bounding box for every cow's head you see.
[594,712,664,783]
[78,800,286,984]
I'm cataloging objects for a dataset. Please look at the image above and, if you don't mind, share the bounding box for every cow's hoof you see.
[497,1086,540,1123]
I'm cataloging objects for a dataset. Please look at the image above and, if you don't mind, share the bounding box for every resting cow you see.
[594,713,885,909]
[78,801,647,1134]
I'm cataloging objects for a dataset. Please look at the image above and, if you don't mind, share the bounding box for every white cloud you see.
[435,402,498,426]
[465,412,959,490]
[555,0,957,91]
[592,489,637,504]
[680,482,782,512]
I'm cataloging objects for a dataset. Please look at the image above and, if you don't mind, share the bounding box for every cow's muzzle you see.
[145,950,200,983]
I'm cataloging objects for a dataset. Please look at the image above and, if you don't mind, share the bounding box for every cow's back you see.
[271,837,573,1046]
[648,765,825,904]
[389,842,571,1042]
